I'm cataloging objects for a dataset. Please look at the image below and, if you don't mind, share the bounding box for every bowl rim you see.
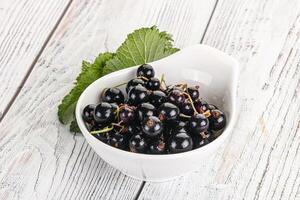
[75,44,239,159]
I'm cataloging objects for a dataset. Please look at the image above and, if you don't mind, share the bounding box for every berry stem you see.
[179,113,192,118]
[112,121,124,127]
[160,74,167,90]
[183,92,199,115]
[90,126,114,134]
[203,110,211,118]
[137,76,149,81]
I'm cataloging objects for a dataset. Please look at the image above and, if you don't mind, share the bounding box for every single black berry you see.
[189,114,209,134]
[82,104,96,123]
[101,88,124,104]
[149,90,167,107]
[127,85,149,105]
[126,78,145,93]
[167,89,186,106]
[129,134,148,153]
[136,103,156,122]
[158,102,180,121]
[209,109,226,131]
[193,130,213,148]
[187,86,199,101]
[194,100,209,113]
[146,77,160,90]
[168,130,193,153]
[119,105,136,124]
[180,100,194,116]
[141,116,163,137]
[149,140,166,154]
[94,102,116,124]
[137,64,155,79]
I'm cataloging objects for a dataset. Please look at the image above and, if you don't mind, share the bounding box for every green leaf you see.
[70,120,81,133]
[58,52,114,124]
[103,26,179,75]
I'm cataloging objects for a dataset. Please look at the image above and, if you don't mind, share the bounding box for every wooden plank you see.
[0,0,217,199]
[138,0,300,199]
[0,0,72,119]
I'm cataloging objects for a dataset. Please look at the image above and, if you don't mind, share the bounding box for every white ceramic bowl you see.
[76,44,239,182]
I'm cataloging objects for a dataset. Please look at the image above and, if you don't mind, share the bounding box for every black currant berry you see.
[137,103,156,122]
[101,88,124,104]
[129,134,148,153]
[94,102,116,124]
[189,114,209,134]
[167,89,186,106]
[127,85,149,106]
[193,130,213,148]
[122,124,141,135]
[187,86,199,101]
[149,140,166,154]
[149,90,167,107]
[126,78,145,93]
[168,131,193,153]
[194,100,209,113]
[158,102,180,121]
[180,100,194,116]
[141,116,163,137]
[119,105,135,124]
[109,130,129,150]
[82,104,96,123]
[209,109,226,131]
[137,64,155,79]
[146,77,160,90]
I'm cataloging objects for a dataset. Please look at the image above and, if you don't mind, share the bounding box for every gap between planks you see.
[0,0,74,123]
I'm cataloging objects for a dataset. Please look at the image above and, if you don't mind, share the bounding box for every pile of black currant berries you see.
[82,64,226,154]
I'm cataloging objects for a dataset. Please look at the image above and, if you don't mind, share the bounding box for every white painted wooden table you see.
[1,0,300,199]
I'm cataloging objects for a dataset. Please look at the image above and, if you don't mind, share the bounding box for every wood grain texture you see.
[0,0,217,199]
[0,0,72,119]
[138,0,300,199]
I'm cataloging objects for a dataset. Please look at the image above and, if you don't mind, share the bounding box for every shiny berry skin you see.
[127,85,149,105]
[121,124,141,135]
[187,86,199,101]
[137,64,155,79]
[209,109,226,131]
[147,77,160,90]
[168,131,193,153]
[194,100,209,113]
[101,88,124,104]
[167,89,186,106]
[180,100,194,116]
[189,114,209,134]
[193,131,213,148]
[109,131,129,150]
[119,105,135,124]
[137,103,156,122]
[82,104,96,123]
[158,102,180,121]
[94,102,116,124]
[126,78,145,93]
[141,116,163,137]
[149,140,166,154]
[175,120,189,132]
[129,134,147,153]
[149,90,166,107]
